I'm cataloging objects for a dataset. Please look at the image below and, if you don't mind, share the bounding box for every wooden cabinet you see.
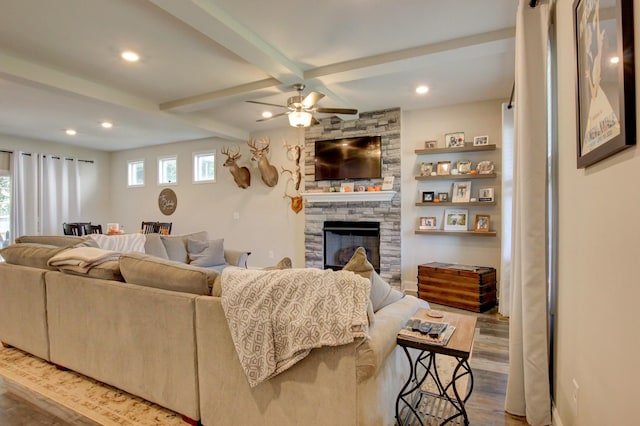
[418,263,497,313]
[414,143,498,236]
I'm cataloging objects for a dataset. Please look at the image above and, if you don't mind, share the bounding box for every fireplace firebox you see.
[323,221,380,273]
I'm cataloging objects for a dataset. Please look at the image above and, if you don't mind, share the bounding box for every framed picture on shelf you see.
[340,182,355,192]
[456,159,472,174]
[451,181,472,203]
[473,135,489,146]
[574,0,636,168]
[421,191,435,202]
[475,214,491,232]
[478,187,494,202]
[438,192,449,202]
[436,161,451,175]
[425,140,438,149]
[419,216,437,230]
[419,162,433,176]
[443,209,468,231]
[445,132,465,148]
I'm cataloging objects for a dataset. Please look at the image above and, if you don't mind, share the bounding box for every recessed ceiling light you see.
[416,85,430,94]
[262,111,273,119]
[101,121,113,129]
[121,51,140,62]
[65,129,77,136]
[610,56,620,64]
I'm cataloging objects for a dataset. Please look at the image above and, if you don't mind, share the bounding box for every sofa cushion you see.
[0,243,66,270]
[343,247,404,312]
[15,235,87,247]
[120,252,218,295]
[56,260,124,282]
[187,238,226,267]
[161,231,208,263]
[144,234,169,259]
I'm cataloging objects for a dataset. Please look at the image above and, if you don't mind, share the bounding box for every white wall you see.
[109,127,306,268]
[401,99,505,292]
[0,134,111,230]
[554,1,640,425]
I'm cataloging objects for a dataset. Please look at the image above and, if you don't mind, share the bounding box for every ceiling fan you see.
[246,84,358,127]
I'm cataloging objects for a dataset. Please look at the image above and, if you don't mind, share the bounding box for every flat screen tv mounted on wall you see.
[314,136,382,181]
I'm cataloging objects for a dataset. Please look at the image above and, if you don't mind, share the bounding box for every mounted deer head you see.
[248,137,279,187]
[221,145,251,189]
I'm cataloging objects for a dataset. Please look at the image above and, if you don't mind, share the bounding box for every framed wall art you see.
[445,132,465,148]
[473,135,489,146]
[419,216,437,230]
[443,209,468,231]
[475,214,491,232]
[574,0,635,168]
[451,181,472,203]
[422,191,435,202]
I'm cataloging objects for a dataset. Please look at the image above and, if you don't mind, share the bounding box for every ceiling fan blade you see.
[246,100,289,108]
[302,91,325,109]
[314,107,358,115]
[310,116,320,126]
[256,112,289,122]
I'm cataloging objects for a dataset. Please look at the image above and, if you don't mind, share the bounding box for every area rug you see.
[0,346,185,425]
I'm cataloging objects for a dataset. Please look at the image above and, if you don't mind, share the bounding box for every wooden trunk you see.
[418,262,497,313]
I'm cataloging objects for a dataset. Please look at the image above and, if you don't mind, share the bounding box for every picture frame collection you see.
[417,159,494,177]
[422,133,491,149]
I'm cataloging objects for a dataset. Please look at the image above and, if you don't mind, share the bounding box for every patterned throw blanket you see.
[221,268,370,388]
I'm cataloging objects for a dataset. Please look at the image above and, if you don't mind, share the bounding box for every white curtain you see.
[40,155,80,235]
[500,104,515,317]
[505,1,551,426]
[10,152,81,239]
[10,152,39,240]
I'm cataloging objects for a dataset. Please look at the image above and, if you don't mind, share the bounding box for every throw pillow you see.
[187,238,226,267]
[343,246,404,312]
[144,234,169,259]
[161,231,208,263]
[263,257,293,270]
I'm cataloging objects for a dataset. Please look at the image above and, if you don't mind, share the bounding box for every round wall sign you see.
[158,188,177,216]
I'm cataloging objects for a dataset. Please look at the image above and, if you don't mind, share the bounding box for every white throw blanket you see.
[221,268,370,388]
[88,233,146,253]
[47,247,120,273]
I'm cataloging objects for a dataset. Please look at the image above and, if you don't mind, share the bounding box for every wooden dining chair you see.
[82,223,102,234]
[141,221,158,234]
[157,222,172,235]
[62,223,82,236]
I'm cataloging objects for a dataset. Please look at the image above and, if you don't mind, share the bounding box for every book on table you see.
[399,320,456,346]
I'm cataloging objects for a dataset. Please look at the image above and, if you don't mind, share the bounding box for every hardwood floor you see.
[0,304,528,425]
[429,303,529,425]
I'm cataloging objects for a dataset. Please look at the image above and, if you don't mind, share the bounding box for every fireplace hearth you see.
[323,221,380,272]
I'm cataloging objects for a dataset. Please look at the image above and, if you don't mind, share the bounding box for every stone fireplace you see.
[303,108,401,287]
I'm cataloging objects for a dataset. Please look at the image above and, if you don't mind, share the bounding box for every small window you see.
[158,155,177,185]
[127,160,144,187]
[193,151,216,183]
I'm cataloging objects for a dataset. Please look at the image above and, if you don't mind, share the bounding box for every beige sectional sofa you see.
[0,234,423,425]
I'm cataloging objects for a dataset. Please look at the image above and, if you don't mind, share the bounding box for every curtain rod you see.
[0,149,94,164]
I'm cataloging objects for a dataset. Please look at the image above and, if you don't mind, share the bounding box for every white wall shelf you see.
[301,191,396,203]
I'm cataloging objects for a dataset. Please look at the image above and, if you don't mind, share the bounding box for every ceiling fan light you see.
[289,111,312,127]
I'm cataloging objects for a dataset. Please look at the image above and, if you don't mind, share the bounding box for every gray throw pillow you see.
[187,238,226,267]
[160,231,208,263]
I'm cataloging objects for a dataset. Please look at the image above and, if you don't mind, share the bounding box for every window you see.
[193,151,216,183]
[127,160,144,187]
[158,155,177,185]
